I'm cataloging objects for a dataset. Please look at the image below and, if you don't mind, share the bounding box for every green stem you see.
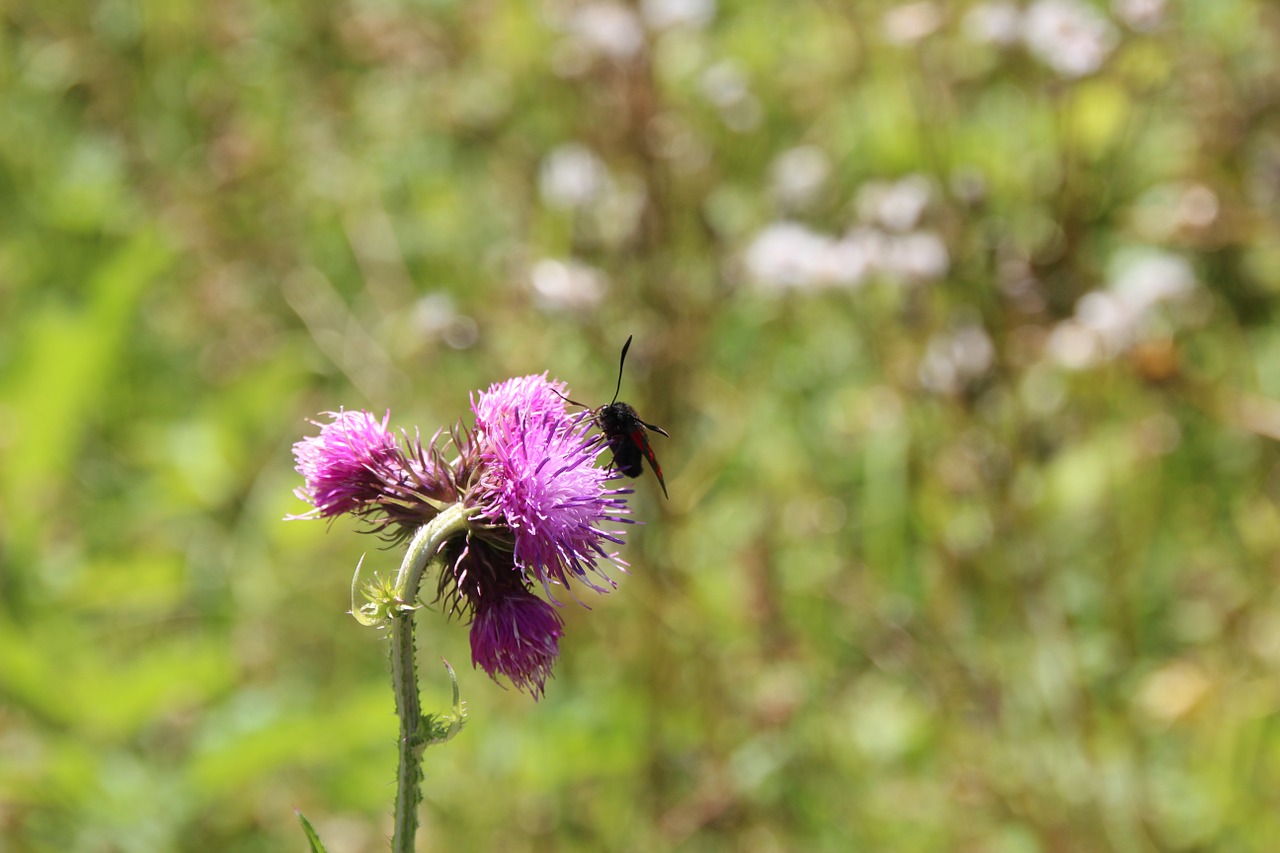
[390,612,423,853]
[393,502,472,600]
[389,502,473,853]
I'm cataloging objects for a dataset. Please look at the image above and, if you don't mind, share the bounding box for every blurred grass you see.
[4,0,1280,850]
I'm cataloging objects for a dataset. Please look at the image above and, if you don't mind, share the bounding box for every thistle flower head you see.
[470,587,565,698]
[291,410,457,537]
[468,407,629,598]
[291,410,408,518]
[472,372,570,435]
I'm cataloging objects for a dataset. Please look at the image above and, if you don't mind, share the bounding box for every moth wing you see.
[630,429,668,499]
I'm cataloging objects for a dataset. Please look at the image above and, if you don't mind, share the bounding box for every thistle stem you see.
[390,613,423,853]
[389,502,473,853]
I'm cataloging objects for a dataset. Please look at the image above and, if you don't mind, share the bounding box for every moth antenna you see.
[611,334,633,406]
[552,387,589,410]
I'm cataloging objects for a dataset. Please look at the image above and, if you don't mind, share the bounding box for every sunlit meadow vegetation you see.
[4,0,1280,850]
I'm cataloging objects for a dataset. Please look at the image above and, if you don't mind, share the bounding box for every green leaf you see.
[296,810,330,853]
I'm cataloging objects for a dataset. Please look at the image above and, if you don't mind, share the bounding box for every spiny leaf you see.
[295,810,330,853]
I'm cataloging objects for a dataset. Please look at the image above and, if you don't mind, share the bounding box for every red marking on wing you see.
[631,429,668,499]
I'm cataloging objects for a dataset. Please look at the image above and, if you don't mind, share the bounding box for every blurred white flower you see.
[743,221,832,291]
[1131,182,1220,239]
[721,95,763,133]
[415,292,457,336]
[1076,290,1137,356]
[699,60,749,108]
[529,258,608,312]
[571,2,645,60]
[1108,248,1196,311]
[743,218,952,293]
[539,143,609,209]
[962,1,1023,46]
[951,324,997,377]
[770,145,832,209]
[699,60,763,131]
[1049,248,1196,369]
[817,230,877,288]
[857,174,933,232]
[883,230,950,282]
[1046,320,1102,369]
[1174,184,1220,231]
[593,174,648,245]
[1112,0,1166,31]
[414,292,478,349]
[839,227,890,279]
[920,323,996,394]
[882,1,942,45]
[641,0,716,30]
[1023,0,1117,78]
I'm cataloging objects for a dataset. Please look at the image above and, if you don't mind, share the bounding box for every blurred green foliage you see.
[4,0,1280,850]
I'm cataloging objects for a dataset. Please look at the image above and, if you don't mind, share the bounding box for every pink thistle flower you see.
[445,373,633,695]
[468,399,631,599]
[291,410,409,519]
[471,373,570,435]
[469,587,565,699]
[293,373,641,699]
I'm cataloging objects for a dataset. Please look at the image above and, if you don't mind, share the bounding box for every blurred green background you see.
[5,0,1280,850]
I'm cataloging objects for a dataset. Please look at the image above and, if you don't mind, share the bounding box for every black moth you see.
[561,335,669,499]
